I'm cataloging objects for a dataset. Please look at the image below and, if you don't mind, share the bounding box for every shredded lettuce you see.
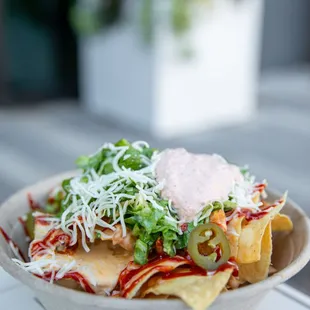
[75,138,157,174]
[125,201,179,264]
[45,189,65,214]
[134,239,149,265]
[223,200,237,211]
[59,139,182,264]
[175,223,194,249]
[240,165,249,176]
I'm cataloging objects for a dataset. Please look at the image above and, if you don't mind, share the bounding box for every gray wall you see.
[261,0,310,69]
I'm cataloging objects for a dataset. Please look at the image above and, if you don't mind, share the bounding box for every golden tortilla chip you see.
[120,257,190,299]
[226,216,244,258]
[271,213,293,232]
[252,192,260,204]
[210,209,227,232]
[237,193,287,264]
[239,222,272,283]
[143,269,233,310]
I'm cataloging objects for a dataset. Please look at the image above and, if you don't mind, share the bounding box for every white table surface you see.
[1,267,309,310]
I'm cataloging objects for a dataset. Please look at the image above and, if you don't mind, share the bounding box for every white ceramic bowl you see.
[0,172,309,310]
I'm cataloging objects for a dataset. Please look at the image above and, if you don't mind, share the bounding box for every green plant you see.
[70,0,123,35]
[70,0,198,40]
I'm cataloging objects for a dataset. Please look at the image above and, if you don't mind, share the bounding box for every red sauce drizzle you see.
[0,227,27,262]
[214,246,222,262]
[27,193,41,211]
[241,198,283,222]
[35,215,53,226]
[117,253,239,297]
[254,183,266,193]
[125,265,179,297]
[119,255,189,289]
[63,272,95,294]
[163,258,238,279]
[47,196,55,204]
[238,209,268,222]
[30,229,71,257]
[118,256,193,297]
[37,271,95,294]
[162,265,207,280]
[216,258,239,277]
[226,198,283,224]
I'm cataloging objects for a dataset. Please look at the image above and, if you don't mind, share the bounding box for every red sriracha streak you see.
[261,199,283,211]
[37,271,95,294]
[254,183,266,193]
[163,257,238,280]
[27,193,41,211]
[226,209,267,224]
[47,196,55,204]
[0,227,27,262]
[216,258,239,277]
[162,265,207,280]
[118,256,191,296]
[214,246,222,262]
[63,272,95,294]
[123,264,181,297]
[35,215,53,226]
[117,254,239,297]
[238,209,269,222]
[226,198,284,224]
[30,229,71,257]
[240,199,283,222]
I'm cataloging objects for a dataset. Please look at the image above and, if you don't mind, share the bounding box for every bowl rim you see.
[0,171,310,308]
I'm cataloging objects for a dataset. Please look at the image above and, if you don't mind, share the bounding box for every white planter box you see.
[79,0,264,138]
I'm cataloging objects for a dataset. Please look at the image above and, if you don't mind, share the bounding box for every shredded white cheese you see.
[230,180,262,210]
[12,247,77,283]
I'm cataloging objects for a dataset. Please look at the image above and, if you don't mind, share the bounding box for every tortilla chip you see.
[226,216,244,258]
[143,269,233,310]
[271,214,293,232]
[120,257,191,298]
[210,209,227,232]
[252,192,260,204]
[239,222,272,283]
[237,193,286,264]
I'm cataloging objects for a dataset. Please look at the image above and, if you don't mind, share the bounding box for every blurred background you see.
[0,0,309,295]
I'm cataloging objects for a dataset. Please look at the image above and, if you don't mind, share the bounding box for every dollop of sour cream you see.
[155,148,244,222]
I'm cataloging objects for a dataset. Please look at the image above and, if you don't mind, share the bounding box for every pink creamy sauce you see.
[155,148,244,222]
